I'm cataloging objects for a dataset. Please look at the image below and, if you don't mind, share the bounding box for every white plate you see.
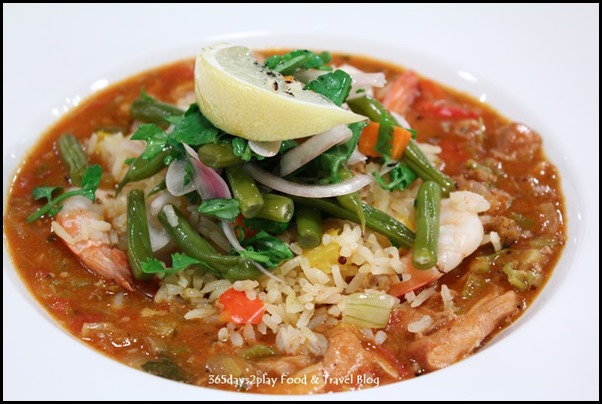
[3,4,599,401]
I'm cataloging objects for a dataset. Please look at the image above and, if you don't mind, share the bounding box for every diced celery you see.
[462,273,488,300]
[241,344,276,361]
[342,293,395,328]
[469,256,491,274]
[503,263,543,291]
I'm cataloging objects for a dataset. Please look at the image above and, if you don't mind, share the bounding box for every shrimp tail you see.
[79,246,135,292]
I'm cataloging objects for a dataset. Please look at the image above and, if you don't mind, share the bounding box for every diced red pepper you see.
[219,288,264,325]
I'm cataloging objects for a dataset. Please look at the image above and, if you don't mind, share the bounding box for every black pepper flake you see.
[272,81,278,91]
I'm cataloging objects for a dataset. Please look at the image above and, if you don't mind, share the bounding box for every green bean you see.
[403,142,454,196]
[255,193,294,223]
[346,95,397,126]
[158,204,261,280]
[130,93,183,126]
[336,166,366,231]
[126,190,154,280]
[347,95,454,195]
[96,125,127,134]
[197,143,243,168]
[288,195,414,249]
[116,149,170,195]
[226,167,264,218]
[296,206,322,249]
[57,134,88,186]
[147,179,167,197]
[413,181,441,269]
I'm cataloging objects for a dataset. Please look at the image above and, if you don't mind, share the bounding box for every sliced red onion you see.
[245,163,373,198]
[379,161,400,176]
[161,204,179,227]
[293,69,325,83]
[166,159,196,196]
[351,73,386,88]
[338,64,386,100]
[148,224,171,252]
[249,140,281,157]
[148,192,179,251]
[183,144,281,280]
[280,125,352,177]
[348,147,367,165]
[183,144,231,199]
[221,221,281,282]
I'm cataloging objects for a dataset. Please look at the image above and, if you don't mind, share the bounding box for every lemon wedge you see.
[194,44,365,141]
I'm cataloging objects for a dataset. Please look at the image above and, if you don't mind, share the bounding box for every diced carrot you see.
[358,122,381,158]
[382,70,419,115]
[390,126,412,160]
[219,288,265,325]
[358,122,412,160]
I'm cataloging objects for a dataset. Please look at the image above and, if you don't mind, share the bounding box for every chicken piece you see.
[493,122,542,161]
[484,216,522,247]
[455,177,514,215]
[323,328,376,381]
[408,291,520,371]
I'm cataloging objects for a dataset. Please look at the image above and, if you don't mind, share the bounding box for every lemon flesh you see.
[194,44,365,141]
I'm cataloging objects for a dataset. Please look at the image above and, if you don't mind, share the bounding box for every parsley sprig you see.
[26,164,102,222]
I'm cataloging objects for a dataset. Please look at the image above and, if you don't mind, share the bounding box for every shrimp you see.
[436,191,490,273]
[51,195,135,291]
[389,191,489,296]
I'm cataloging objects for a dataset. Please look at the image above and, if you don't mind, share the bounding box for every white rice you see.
[411,287,437,308]
[408,315,434,333]
[490,231,502,252]
[441,284,455,311]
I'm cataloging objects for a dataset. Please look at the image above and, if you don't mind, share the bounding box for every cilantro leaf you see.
[26,164,102,223]
[140,257,183,276]
[304,70,352,106]
[264,49,332,75]
[131,124,168,160]
[167,104,219,146]
[79,164,103,201]
[197,198,240,221]
[375,121,394,157]
[373,160,418,191]
[32,186,63,202]
[231,138,252,161]
[130,90,184,127]
[171,253,204,270]
[314,121,367,183]
[239,231,293,268]
[131,104,219,163]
